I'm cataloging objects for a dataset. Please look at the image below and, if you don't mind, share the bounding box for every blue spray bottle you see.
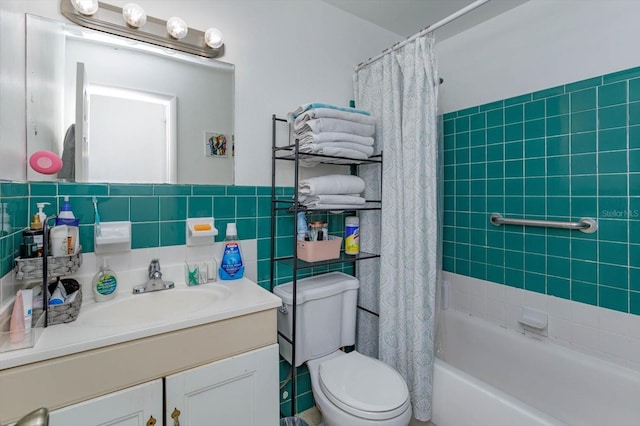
[219,223,244,280]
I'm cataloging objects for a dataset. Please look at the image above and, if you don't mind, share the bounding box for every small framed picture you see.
[205,132,228,158]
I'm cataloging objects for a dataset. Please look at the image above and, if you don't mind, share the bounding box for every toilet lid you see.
[319,351,410,420]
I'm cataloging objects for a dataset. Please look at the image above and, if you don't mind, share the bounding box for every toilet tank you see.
[273,272,359,367]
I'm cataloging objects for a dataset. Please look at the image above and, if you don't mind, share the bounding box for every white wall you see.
[0,0,400,185]
[437,0,640,114]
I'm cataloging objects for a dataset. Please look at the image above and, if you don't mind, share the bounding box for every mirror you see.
[26,14,234,185]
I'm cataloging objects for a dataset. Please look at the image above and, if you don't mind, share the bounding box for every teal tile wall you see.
[0,181,354,414]
[443,65,640,316]
[0,183,29,277]
[0,182,351,289]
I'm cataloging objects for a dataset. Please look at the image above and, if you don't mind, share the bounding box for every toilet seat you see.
[318,351,410,421]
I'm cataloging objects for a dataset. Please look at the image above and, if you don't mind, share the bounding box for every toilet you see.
[274,272,412,426]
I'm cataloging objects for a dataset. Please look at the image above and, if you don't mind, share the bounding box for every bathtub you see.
[431,308,640,426]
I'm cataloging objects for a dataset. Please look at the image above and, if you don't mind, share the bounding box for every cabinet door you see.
[165,344,279,426]
[49,379,163,426]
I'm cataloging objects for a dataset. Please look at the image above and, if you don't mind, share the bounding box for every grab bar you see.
[490,213,597,234]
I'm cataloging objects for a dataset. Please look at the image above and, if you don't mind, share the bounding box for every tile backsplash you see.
[442,65,640,317]
[1,182,353,290]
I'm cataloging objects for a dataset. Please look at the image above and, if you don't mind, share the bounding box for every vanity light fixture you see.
[60,0,225,58]
[166,16,188,40]
[70,0,98,16]
[122,3,147,28]
[204,28,223,49]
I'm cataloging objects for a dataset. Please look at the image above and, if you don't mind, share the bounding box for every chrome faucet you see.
[132,258,175,294]
[149,259,162,280]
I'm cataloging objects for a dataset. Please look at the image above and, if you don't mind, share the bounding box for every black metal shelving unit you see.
[270,114,382,417]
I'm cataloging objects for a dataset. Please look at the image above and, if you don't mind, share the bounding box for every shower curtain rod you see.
[355,0,490,72]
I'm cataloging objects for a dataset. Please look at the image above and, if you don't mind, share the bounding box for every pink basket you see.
[297,236,342,262]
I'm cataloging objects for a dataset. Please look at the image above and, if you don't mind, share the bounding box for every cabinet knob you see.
[146,415,156,426]
[171,407,181,426]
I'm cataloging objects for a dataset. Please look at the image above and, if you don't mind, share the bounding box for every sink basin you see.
[72,285,231,327]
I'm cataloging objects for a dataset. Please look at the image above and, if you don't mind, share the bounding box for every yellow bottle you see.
[345,216,359,255]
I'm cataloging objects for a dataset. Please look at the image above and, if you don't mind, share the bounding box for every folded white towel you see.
[297,145,369,167]
[294,108,376,127]
[304,203,366,210]
[298,155,366,168]
[297,131,374,146]
[299,194,366,207]
[287,102,371,122]
[294,118,375,137]
[312,142,374,156]
[298,174,365,195]
[299,143,373,157]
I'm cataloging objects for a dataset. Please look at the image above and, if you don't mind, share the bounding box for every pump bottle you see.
[56,196,78,226]
[35,202,50,225]
[92,258,118,302]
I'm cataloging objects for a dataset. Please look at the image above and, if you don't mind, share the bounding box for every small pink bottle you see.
[9,290,25,343]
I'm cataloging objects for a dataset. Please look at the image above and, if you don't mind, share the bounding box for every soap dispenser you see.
[35,202,50,225]
[92,258,118,302]
[0,203,10,236]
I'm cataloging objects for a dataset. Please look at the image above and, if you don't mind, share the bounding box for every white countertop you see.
[0,278,281,370]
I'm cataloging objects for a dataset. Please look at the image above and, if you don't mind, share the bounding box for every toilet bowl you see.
[273,272,412,426]
[307,350,412,426]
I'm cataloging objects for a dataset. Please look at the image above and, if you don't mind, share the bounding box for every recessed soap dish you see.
[186,218,218,246]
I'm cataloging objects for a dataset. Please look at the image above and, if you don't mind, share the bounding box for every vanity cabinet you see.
[49,380,163,426]
[46,344,279,426]
[0,308,279,425]
[165,344,278,425]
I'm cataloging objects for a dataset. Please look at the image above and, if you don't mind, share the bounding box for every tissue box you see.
[297,236,342,262]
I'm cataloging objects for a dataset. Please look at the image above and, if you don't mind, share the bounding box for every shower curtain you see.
[353,34,439,421]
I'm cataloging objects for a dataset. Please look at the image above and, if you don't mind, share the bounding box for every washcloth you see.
[299,143,373,158]
[298,155,366,168]
[310,142,374,157]
[294,108,376,127]
[304,203,367,210]
[298,174,365,195]
[299,194,366,207]
[294,118,375,137]
[288,102,370,122]
[297,131,374,146]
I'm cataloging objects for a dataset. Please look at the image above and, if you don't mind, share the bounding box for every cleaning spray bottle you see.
[219,223,244,280]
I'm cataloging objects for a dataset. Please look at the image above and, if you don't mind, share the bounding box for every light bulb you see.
[204,28,223,49]
[71,0,98,16]
[167,17,188,40]
[122,3,147,28]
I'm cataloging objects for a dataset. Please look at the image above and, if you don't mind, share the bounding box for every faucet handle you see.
[149,258,162,278]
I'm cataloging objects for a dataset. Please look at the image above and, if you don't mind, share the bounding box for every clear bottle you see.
[1,203,11,236]
[92,258,118,302]
[296,212,307,241]
[219,223,244,280]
